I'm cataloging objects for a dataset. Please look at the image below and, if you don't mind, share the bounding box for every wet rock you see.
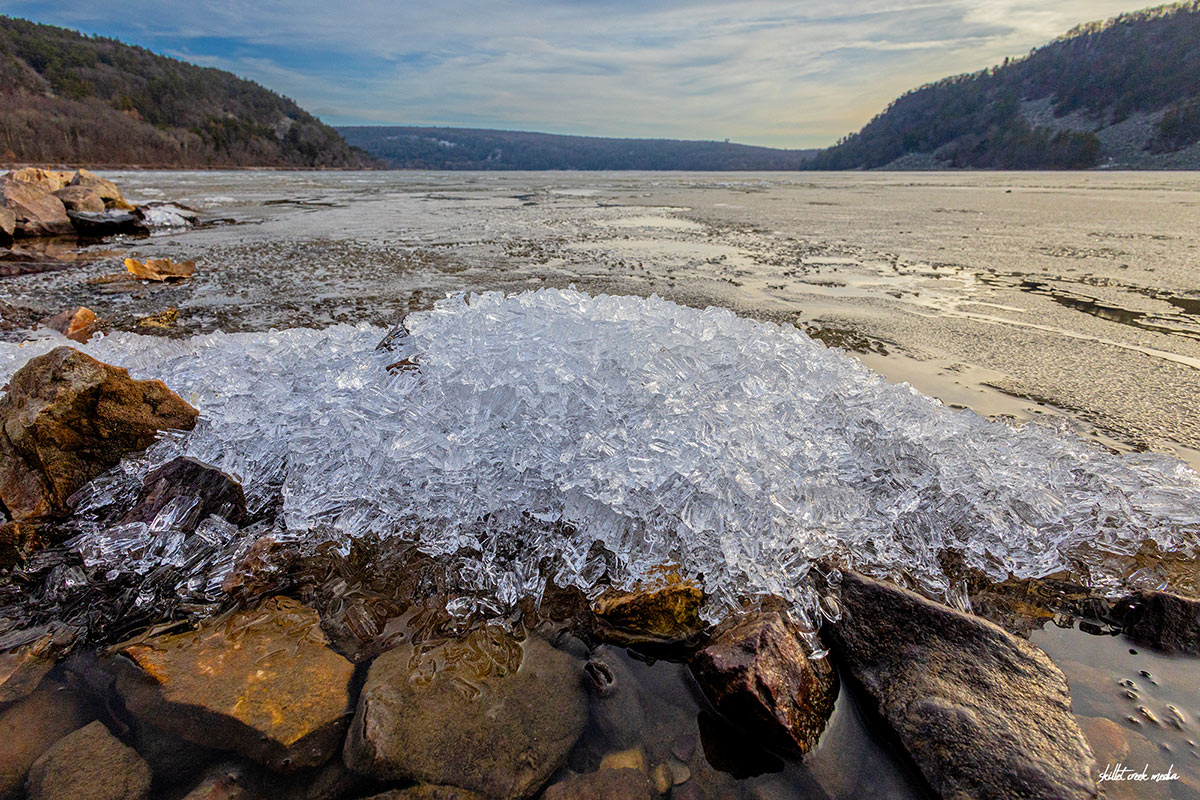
[53,185,105,214]
[541,768,655,800]
[0,520,44,567]
[25,720,152,800]
[0,347,199,521]
[591,571,704,645]
[67,210,148,237]
[125,256,195,281]
[1111,590,1200,655]
[136,307,180,329]
[690,610,836,756]
[0,247,74,278]
[362,787,488,800]
[7,168,74,194]
[179,761,259,800]
[344,631,587,799]
[825,569,1099,800]
[0,176,73,237]
[583,646,646,749]
[114,596,354,772]
[39,306,99,343]
[0,681,92,797]
[69,169,133,210]
[119,456,246,532]
[0,208,13,246]
[0,630,59,704]
[598,746,647,774]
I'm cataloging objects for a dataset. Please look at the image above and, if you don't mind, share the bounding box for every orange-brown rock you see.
[0,681,92,796]
[0,631,61,706]
[0,347,199,521]
[125,257,195,282]
[7,168,74,194]
[0,207,13,246]
[0,177,73,238]
[52,185,105,214]
[39,306,99,343]
[114,597,355,772]
[591,570,704,644]
[69,169,133,210]
[0,521,44,567]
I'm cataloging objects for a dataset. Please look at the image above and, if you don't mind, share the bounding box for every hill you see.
[0,16,372,168]
[338,126,817,170]
[805,2,1200,170]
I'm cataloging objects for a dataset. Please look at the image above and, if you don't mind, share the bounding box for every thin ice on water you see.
[2,289,1198,619]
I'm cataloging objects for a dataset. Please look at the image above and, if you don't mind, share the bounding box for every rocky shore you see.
[0,341,1197,799]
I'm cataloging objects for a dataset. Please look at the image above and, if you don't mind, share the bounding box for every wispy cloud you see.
[4,0,1152,146]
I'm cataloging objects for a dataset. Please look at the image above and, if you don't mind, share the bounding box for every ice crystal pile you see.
[3,289,1199,616]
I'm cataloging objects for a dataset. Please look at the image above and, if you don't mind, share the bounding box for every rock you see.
[179,761,259,800]
[25,720,152,800]
[0,631,58,705]
[136,202,199,229]
[69,169,133,210]
[598,746,647,774]
[0,208,13,246]
[1111,590,1200,654]
[583,646,647,749]
[689,611,836,756]
[67,210,148,237]
[0,681,92,796]
[7,168,74,194]
[52,186,105,214]
[0,176,73,237]
[136,307,180,329]
[362,787,488,800]
[0,347,199,521]
[541,769,656,800]
[0,520,44,567]
[0,247,75,278]
[39,306,99,343]
[119,456,246,531]
[344,631,587,800]
[591,571,705,645]
[125,256,195,281]
[825,569,1099,800]
[114,596,354,772]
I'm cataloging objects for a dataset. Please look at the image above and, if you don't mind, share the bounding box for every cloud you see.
[4,0,1152,146]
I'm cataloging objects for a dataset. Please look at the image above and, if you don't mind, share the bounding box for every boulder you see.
[39,306,99,344]
[825,569,1099,800]
[119,456,246,532]
[689,611,836,756]
[0,681,92,797]
[541,769,656,800]
[591,571,705,645]
[52,186,105,214]
[0,208,13,246]
[7,168,74,194]
[0,347,199,521]
[114,596,354,772]
[0,631,58,705]
[344,631,587,800]
[0,177,73,237]
[67,210,148,237]
[1111,590,1200,654]
[25,721,152,800]
[69,169,133,210]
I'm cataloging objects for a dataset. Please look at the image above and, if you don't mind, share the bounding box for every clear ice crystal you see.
[3,289,1199,617]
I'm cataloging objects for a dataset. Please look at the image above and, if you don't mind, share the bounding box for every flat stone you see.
[119,456,246,531]
[0,681,92,796]
[541,768,656,800]
[53,186,105,214]
[0,177,73,238]
[1111,590,1200,654]
[344,631,587,800]
[0,346,198,521]
[66,210,147,237]
[25,720,152,800]
[591,571,705,644]
[690,610,836,756]
[825,569,1099,800]
[114,597,354,772]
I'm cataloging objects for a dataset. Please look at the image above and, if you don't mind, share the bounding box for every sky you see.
[2,0,1154,148]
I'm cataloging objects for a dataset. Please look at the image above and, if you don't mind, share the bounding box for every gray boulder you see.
[25,721,151,800]
[825,569,1099,800]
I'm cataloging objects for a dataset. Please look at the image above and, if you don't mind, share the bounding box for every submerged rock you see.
[114,596,354,772]
[0,681,92,797]
[119,456,246,532]
[689,610,836,757]
[363,787,488,800]
[67,210,148,237]
[591,571,705,645]
[825,569,1099,800]
[53,186,105,214]
[583,646,647,749]
[541,768,656,800]
[69,169,133,210]
[0,346,199,521]
[0,177,73,238]
[344,631,587,799]
[1111,589,1200,655]
[25,720,152,800]
[39,306,99,344]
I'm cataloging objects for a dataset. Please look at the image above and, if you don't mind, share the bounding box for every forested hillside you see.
[805,2,1200,170]
[0,16,372,168]
[338,127,817,170]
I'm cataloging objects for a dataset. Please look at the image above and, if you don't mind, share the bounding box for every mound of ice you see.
[3,289,1198,617]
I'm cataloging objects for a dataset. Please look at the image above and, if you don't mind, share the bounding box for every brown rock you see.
[119,456,246,531]
[39,306,99,343]
[136,307,180,329]
[7,168,74,194]
[0,346,198,521]
[25,720,152,800]
[592,569,705,644]
[690,611,836,756]
[0,208,13,246]
[0,631,59,705]
[0,681,92,796]
[0,520,44,567]
[826,569,1099,800]
[114,596,354,772]
[0,177,73,238]
[125,257,195,282]
[52,186,105,214]
[344,631,587,799]
[363,787,488,800]
[70,169,133,210]
[541,768,656,800]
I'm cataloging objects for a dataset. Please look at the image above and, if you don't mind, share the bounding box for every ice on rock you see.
[2,289,1199,618]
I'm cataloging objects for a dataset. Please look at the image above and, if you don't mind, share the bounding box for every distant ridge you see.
[804,2,1200,170]
[0,16,372,168]
[337,126,817,171]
